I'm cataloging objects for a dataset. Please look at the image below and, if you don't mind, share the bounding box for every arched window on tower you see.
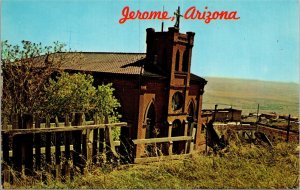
[188,101,195,120]
[163,49,167,68]
[182,49,189,72]
[175,50,180,71]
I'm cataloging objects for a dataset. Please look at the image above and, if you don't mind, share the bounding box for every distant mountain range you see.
[202,77,299,117]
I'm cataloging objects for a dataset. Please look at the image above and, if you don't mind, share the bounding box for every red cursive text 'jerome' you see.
[119,6,171,24]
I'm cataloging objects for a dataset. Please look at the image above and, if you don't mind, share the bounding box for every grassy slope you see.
[202,77,299,117]
[13,143,299,189]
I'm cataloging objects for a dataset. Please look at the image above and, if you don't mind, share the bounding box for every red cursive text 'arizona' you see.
[184,6,240,24]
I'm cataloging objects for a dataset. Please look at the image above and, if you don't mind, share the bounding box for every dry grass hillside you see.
[202,77,299,117]
[9,143,299,189]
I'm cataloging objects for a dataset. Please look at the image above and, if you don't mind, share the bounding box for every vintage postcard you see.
[1,0,299,189]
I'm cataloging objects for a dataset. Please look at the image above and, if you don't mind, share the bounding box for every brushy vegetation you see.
[7,142,299,189]
[45,72,121,123]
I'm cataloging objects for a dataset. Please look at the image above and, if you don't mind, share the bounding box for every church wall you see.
[92,73,141,139]
[141,80,169,137]
[189,83,206,150]
[88,26,207,156]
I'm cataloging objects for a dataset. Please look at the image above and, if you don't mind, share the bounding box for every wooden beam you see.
[133,136,192,145]
[1,122,128,135]
[134,154,191,164]
[1,145,75,158]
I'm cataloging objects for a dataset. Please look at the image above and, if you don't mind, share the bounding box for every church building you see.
[62,26,207,157]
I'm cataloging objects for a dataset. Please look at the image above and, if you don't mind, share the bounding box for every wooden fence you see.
[1,113,128,184]
[1,113,196,185]
[212,122,299,144]
[133,135,194,163]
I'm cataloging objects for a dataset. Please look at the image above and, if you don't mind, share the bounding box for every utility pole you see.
[213,104,218,122]
[256,104,260,131]
[161,6,165,32]
[286,114,291,142]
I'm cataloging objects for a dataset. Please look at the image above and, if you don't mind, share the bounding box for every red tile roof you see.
[61,52,146,75]
[48,52,206,82]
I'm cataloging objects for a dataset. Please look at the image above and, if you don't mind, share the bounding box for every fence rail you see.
[2,122,127,135]
[132,135,195,163]
[1,112,130,185]
[133,136,193,144]
[1,114,196,185]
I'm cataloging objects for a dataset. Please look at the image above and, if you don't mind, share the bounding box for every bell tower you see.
[145,27,195,81]
[145,26,196,142]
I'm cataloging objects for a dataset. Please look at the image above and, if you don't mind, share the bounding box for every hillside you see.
[11,143,299,189]
[202,77,299,117]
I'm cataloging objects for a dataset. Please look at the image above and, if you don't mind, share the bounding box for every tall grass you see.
[6,142,299,189]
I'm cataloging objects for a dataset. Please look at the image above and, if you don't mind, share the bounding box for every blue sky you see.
[1,0,299,83]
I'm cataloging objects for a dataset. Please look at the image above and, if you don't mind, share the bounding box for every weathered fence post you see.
[72,112,84,174]
[34,116,41,171]
[168,122,173,156]
[105,116,112,162]
[104,116,119,165]
[99,117,105,162]
[2,117,10,185]
[45,115,52,174]
[189,122,196,153]
[82,131,88,174]
[17,114,34,176]
[55,116,61,180]
[2,133,11,185]
[12,114,22,174]
[184,120,189,154]
[86,129,93,165]
[81,114,89,174]
[92,115,99,164]
[64,114,71,181]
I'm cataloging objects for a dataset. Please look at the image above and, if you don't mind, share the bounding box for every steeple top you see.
[174,6,183,29]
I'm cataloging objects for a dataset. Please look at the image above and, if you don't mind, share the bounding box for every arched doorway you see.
[172,119,185,154]
[187,102,195,135]
[172,119,183,137]
[144,102,157,156]
[145,102,156,139]
[187,102,196,152]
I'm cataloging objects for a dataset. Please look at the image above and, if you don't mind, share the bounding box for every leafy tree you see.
[1,40,80,125]
[44,72,96,116]
[1,40,121,128]
[44,72,121,124]
[93,83,121,139]
[94,83,121,123]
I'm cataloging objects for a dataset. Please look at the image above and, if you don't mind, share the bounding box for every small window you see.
[187,102,194,121]
[163,49,167,65]
[172,92,184,111]
[182,50,189,72]
[175,50,180,71]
